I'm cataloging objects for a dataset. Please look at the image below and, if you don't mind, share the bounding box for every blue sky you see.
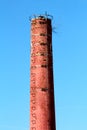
[0,0,87,130]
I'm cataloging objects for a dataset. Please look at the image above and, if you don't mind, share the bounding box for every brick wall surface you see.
[30,16,56,130]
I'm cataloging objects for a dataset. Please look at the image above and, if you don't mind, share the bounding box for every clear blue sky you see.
[0,0,87,130]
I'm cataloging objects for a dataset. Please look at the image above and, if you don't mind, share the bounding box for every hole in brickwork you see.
[40,33,46,36]
[41,88,48,92]
[41,65,48,68]
[31,52,51,57]
[31,59,35,63]
[40,43,47,45]
[39,21,46,24]
[43,59,46,61]
[31,66,36,69]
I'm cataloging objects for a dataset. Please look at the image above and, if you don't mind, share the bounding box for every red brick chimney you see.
[30,15,56,130]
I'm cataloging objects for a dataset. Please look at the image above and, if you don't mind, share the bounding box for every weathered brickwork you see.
[30,16,56,130]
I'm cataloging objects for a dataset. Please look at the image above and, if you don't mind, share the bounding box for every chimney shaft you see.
[30,16,56,130]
